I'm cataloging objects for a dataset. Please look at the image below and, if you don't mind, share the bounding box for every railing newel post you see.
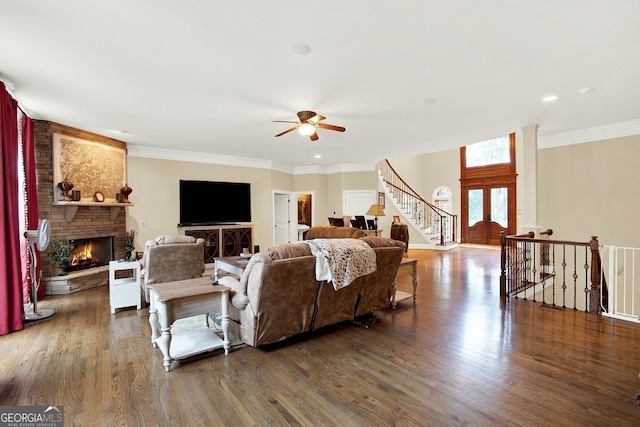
[589,236,602,314]
[500,232,507,297]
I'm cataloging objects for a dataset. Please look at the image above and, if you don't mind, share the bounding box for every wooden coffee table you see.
[148,277,230,372]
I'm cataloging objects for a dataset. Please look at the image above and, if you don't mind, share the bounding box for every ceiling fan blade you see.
[309,132,319,141]
[273,120,300,124]
[275,126,298,137]
[317,123,346,132]
[308,114,326,124]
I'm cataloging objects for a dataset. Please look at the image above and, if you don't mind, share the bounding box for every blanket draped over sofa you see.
[301,238,376,290]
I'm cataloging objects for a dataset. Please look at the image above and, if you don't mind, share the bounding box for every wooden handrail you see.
[383,160,422,199]
[384,181,449,216]
[505,234,592,247]
[512,231,535,238]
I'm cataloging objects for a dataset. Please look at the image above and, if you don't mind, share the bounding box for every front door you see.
[466,185,510,245]
[460,133,517,245]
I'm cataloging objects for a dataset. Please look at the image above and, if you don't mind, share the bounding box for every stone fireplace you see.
[34,121,130,294]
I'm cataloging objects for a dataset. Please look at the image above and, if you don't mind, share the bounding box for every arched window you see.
[432,186,452,212]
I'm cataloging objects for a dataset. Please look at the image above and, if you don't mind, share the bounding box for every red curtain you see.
[22,115,43,299]
[0,82,24,334]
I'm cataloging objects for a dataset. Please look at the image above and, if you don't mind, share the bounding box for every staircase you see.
[377,160,458,250]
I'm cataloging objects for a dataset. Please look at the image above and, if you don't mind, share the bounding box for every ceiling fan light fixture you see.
[298,123,316,136]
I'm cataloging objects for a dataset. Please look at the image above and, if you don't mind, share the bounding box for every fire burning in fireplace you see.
[67,237,114,272]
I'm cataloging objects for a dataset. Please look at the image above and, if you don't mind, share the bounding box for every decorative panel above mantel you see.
[53,133,128,203]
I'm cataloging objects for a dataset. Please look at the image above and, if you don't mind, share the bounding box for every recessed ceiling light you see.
[290,44,311,55]
[542,95,558,102]
[314,154,321,159]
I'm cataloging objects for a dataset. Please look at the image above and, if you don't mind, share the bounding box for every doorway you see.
[460,133,516,245]
[464,185,511,245]
[273,191,314,245]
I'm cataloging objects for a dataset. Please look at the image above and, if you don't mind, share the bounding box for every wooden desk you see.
[392,257,418,307]
[148,277,230,372]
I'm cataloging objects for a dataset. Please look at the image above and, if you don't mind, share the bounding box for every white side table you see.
[109,260,141,314]
[148,278,230,372]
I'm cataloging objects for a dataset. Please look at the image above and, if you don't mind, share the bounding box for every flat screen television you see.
[179,180,251,226]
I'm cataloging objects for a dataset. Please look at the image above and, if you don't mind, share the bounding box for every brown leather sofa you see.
[218,227,406,347]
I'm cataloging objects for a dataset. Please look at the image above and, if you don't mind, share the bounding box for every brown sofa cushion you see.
[303,226,366,240]
[265,243,312,260]
[358,236,406,250]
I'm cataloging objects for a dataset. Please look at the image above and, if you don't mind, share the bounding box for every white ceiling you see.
[1,1,639,170]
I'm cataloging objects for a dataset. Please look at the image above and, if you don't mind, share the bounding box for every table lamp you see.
[365,204,385,236]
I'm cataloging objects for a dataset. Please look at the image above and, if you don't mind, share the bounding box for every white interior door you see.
[344,190,376,218]
[273,193,291,245]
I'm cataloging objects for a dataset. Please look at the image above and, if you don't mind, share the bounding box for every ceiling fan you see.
[274,110,346,141]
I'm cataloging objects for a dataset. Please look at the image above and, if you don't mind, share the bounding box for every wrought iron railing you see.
[500,232,606,313]
[378,160,457,246]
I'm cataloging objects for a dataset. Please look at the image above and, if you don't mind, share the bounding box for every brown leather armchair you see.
[139,234,206,302]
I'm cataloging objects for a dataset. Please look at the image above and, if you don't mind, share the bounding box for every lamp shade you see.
[366,204,385,216]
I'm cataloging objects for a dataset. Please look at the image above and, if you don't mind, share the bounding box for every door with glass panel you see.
[460,133,516,245]
[466,185,510,245]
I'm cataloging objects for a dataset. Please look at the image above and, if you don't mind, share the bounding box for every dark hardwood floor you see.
[2,245,640,426]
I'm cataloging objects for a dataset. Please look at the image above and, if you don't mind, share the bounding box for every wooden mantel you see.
[53,200,134,222]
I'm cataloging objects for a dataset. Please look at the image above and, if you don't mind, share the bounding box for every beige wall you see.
[126,132,640,250]
[389,133,640,247]
[386,156,425,194]
[126,158,379,249]
[420,147,461,217]
[126,157,276,251]
[538,134,640,246]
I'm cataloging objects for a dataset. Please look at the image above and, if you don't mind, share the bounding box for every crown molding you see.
[327,162,377,174]
[538,119,640,149]
[127,144,376,175]
[127,144,278,169]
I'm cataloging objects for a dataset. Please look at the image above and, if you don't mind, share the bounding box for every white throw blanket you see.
[301,238,377,290]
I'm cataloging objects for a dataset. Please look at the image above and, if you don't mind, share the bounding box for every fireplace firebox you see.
[67,236,115,273]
